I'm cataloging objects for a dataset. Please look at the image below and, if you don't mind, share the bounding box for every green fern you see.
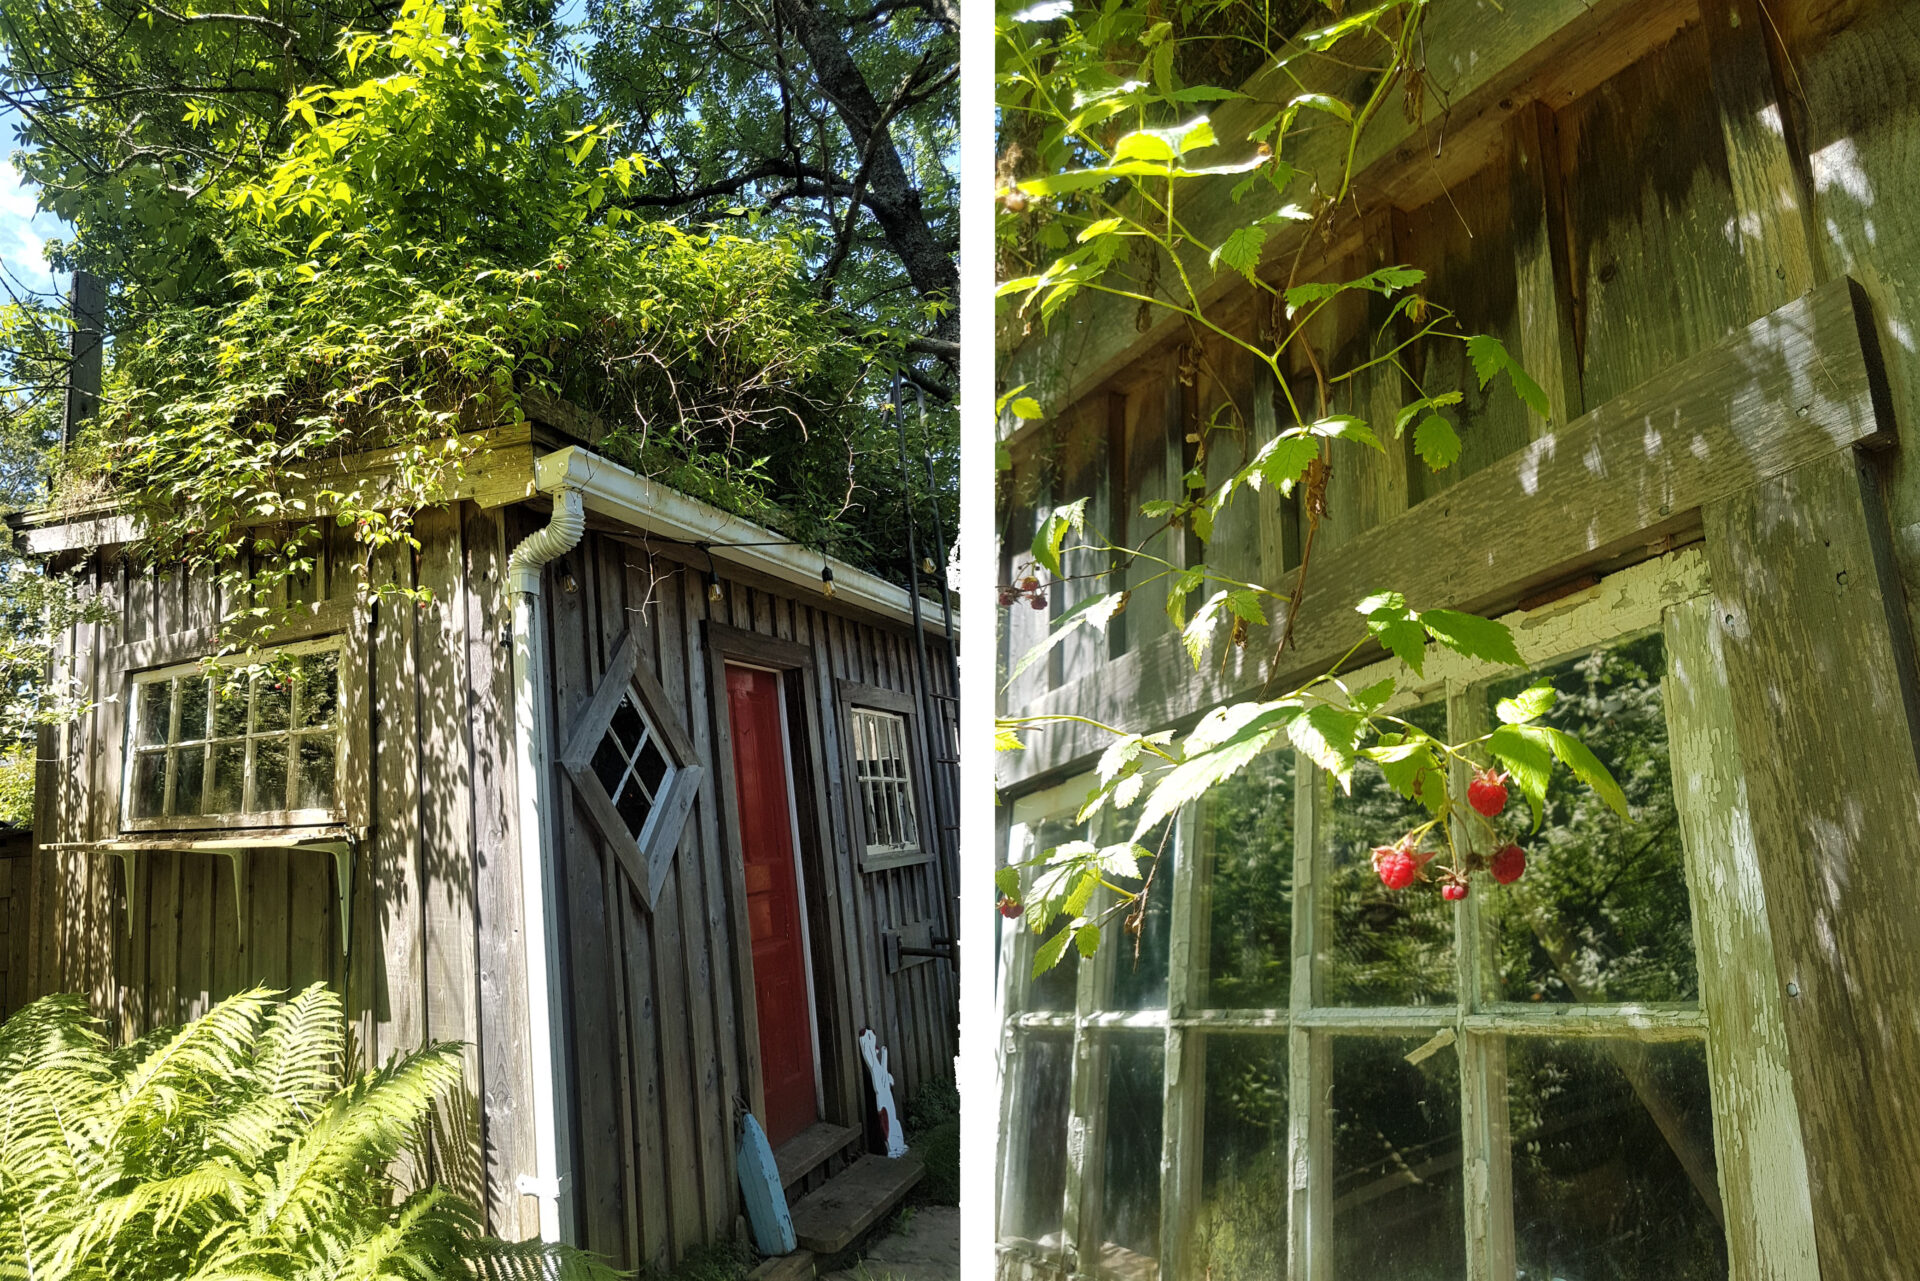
[0,984,619,1281]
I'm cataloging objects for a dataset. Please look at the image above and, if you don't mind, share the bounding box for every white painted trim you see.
[532,447,958,636]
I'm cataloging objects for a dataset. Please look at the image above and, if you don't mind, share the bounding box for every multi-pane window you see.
[998,599,1751,1280]
[851,707,920,857]
[124,642,343,828]
[589,690,674,844]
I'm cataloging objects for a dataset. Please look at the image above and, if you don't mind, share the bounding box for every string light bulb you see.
[921,557,936,575]
[705,569,724,603]
[821,564,836,599]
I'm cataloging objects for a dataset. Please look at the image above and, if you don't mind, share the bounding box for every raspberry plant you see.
[993,0,1630,976]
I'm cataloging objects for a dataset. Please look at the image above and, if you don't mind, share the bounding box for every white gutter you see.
[533,446,959,635]
[507,483,585,1247]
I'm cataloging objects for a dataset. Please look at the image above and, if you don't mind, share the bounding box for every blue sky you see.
[0,141,67,302]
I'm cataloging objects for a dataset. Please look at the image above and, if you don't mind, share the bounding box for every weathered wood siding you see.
[542,530,957,1271]
[13,508,540,1237]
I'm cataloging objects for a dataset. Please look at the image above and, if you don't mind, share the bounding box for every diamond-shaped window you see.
[561,631,703,908]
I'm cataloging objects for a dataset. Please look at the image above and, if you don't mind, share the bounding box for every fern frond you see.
[248,984,344,1114]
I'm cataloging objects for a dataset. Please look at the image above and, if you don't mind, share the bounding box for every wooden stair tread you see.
[774,1122,862,1189]
[746,1249,815,1281]
[789,1153,925,1255]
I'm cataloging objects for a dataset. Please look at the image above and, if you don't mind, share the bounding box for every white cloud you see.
[0,147,69,299]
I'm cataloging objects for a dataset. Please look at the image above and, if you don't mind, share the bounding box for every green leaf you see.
[1030,498,1087,576]
[1209,224,1267,283]
[995,866,1021,899]
[1077,217,1125,242]
[1413,414,1460,469]
[1349,676,1396,713]
[1031,928,1072,977]
[1541,726,1630,819]
[1495,681,1558,725]
[1465,333,1552,421]
[1246,431,1319,493]
[1289,703,1363,784]
[1225,590,1267,626]
[1010,396,1044,420]
[1285,92,1352,124]
[1073,923,1102,959]
[1310,414,1382,452]
[1008,590,1126,682]
[1487,723,1553,830]
[1359,591,1426,675]
[1095,843,1142,880]
[1133,701,1300,839]
[1419,609,1524,668]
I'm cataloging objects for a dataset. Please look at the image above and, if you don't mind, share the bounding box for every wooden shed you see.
[4,408,959,1272]
[995,1,1920,1278]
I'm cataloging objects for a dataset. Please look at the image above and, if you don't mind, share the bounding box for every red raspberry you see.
[1442,880,1469,901]
[1490,844,1526,885]
[998,587,1017,607]
[997,895,1021,919]
[1020,576,1040,591]
[1029,594,1047,610]
[1467,767,1508,817]
[1371,843,1427,891]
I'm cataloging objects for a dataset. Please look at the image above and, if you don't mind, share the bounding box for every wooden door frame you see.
[704,621,861,1135]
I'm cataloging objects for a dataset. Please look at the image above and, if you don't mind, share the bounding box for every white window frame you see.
[994,548,1817,1281]
[838,680,931,872]
[120,635,347,833]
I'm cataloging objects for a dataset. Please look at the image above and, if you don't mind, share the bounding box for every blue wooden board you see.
[737,1112,796,1255]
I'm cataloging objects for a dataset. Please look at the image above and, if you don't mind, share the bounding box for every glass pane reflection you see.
[1191,1034,1287,1279]
[1331,1035,1464,1280]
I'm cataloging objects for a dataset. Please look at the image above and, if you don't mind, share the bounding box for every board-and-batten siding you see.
[543,529,957,1271]
[13,508,540,1238]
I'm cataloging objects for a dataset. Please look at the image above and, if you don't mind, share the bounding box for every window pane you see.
[615,774,654,839]
[1024,817,1082,1012]
[173,747,206,815]
[1324,701,1454,1006]
[252,738,288,812]
[207,742,247,813]
[609,694,645,753]
[1199,748,1293,1010]
[635,739,670,799]
[1191,1034,1287,1279]
[296,735,337,810]
[1331,1035,1464,1278]
[1510,1038,1726,1279]
[177,677,210,742]
[295,652,339,728]
[591,733,628,798]
[212,672,249,738]
[1090,1035,1163,1277]
[254,674,291,733]
[1108,819,1174,1011]
[1484,633,1697,1002]
[132,750,167,818]
[137,680,173,746]
[999,1033,1073,1254]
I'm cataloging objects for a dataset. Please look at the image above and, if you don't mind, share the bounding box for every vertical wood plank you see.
[1506,102,1585,436]
[1663,594,1819,1281]
[1703,449,1920,1275]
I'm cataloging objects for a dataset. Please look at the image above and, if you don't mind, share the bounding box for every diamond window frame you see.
[561,630,703,910]
[120,636,347,832]
[837,680,931,873]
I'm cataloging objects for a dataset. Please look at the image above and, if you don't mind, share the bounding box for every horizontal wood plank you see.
[788,1153,925,1255]
[1000,277,1890,788]
[773,1121,862,1190]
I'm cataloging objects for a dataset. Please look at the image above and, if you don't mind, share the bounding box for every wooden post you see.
[1703,449,1920,1276]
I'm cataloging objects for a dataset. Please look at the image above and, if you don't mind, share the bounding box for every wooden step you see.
[774,1121,861,1190]
[788,1152,925,1255]
[746,1249,815,1281]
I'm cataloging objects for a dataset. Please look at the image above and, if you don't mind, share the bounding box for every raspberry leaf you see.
[1359,591,1426,674]
[1008,590,1126,682]
[995,866,1021,899]
[1031,927,1072,977]
[1496,681,1558,725]
[1539,726,1629,819]
[1132,700,1302,839]
[1288,703,1363,786]
[1030,497,1088,576]
[1487,723,1553,830]
[1073,923,1102,959]
[1349,675,1396,713]
[1413,413,1460,469]
[1420,609,1524,668]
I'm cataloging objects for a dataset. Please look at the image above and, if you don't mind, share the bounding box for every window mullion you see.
[1158,800,1204,1278]
[1288,749,1329,1281]
[1449,681,1515,1278]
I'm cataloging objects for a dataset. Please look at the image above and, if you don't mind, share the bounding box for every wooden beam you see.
[1703,449,1920,1277]
[998,0,1698,439]
[1000,277,1892,788]
[1662,594,1820,1281]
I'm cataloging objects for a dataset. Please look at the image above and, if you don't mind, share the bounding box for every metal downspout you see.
[507,483,586,1246]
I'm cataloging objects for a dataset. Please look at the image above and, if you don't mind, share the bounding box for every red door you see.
[726,664,819,1149]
